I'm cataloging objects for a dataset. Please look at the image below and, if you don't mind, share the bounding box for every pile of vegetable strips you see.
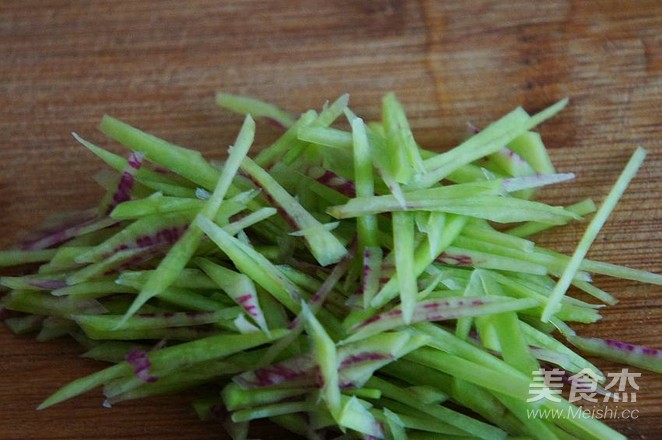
[1,92,661,440]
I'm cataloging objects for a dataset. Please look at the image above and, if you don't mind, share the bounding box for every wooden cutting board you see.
[1,1,661,438]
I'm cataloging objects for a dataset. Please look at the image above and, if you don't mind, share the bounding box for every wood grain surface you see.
[1,1,661,438]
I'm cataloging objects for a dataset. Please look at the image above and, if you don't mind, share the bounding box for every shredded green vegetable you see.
[1,92,659,440]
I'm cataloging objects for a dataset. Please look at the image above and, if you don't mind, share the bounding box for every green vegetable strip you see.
[232,400,312,422]
[422,107,528,173]
[240,156,347,266]
[485,311,538,375]
[223,207,278,236]
[136,180,197,198]
[519,321,604,382]
[393,212,418,323]
[336,395,385,438]
[73,133,195,188]
[414,98,568,188]
[462,221,534,253]
[0,249,57,267]
[545,399,627,440]
[38,363,131,410]
[78,324,226,341]
[298,126,353,149]
[118,116,255,327]
[107,365,240,404]
[155,287,230,312]
[302,303,341,418]
[501,172,575,193]
[487,148,537,181]
[280,256,351,352]
[368,376,506,440]
[382,93,424,182]
[254,110,318,167]
[216,92,295,129]
[196,216,301,313]
[454,270,485,340]
[382,408,407,440]
[506,198,597,238]
[381,405,467,435]
[371,214,467,308]
[572,280,617,305]
[110,196,204,220]
[449,380,527,434]
[38,246,93,273]
[450,236,592,281]
[507,131,556,175]
[416,323,536,383]
[487,272,602,325]
[99,116,219,190]
[363,123,407,205]
[560,251,662,285]
[66,247,147,285]
[329,193,580,225]
[491,393,559,440]
[406,348,531,401]
[372,398,477,434]
[424,212,445,255]
[52,279,136,300]
[349,115,379,249]
[281,94,350,166]
[222,383,307,411]
[542,147,647,322]
[116,268,217,290]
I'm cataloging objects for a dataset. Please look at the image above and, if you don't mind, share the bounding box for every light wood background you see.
[1,1,661,438]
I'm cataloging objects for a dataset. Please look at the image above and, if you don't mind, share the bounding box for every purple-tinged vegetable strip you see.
[118,116,256,327]
[301,302,342,420]
[99,151,145,215]
[554,319,662,374]
[346,296,539,343]
[196,216,301,313]
[19,216,118,252]
[370,214,468,309]
[196,258,269,335]
[240,156,347,267]
[125,348,157,383]
[360,246,383,310]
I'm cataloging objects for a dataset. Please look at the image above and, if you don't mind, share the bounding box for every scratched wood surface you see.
[1,1,661,438]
